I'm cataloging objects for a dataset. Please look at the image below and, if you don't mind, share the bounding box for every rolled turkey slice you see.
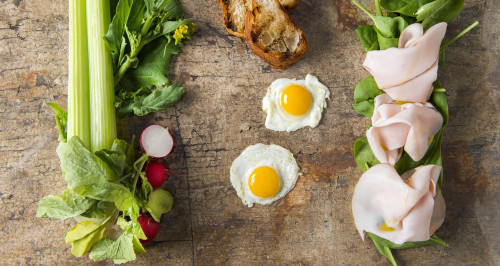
[363,23,447,102]
[367,94,443,164]
[352,164,445,244]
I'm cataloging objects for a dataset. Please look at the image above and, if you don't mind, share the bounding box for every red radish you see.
[140,125,174,158]
[137,213,160,244]
[145,161,167,189]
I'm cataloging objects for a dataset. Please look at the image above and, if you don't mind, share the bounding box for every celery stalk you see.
[86,0,117,178]
[67,0,90,148]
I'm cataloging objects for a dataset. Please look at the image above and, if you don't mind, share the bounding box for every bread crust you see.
[218,0,246,38]
[244,0,308,70]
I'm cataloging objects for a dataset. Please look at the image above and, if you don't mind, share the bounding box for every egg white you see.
[262,74,330,132]
[230,144,300,207]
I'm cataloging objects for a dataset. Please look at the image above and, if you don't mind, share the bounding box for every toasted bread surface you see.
[218,0,300,38]
[244,0,308,70]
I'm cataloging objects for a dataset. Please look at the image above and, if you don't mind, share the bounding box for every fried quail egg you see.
[230,144,300,207]
[262,74,330,132]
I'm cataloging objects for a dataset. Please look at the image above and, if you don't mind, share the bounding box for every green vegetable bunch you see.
[106,0,195,117]
[37,0,192,263]
[351,0,477,265]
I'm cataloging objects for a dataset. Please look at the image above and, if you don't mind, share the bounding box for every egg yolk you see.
[248,166,280,198]
[280,84,312,116]
[378,221,395,232]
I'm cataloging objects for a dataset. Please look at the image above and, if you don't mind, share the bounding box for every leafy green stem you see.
[374,0,383,16]
[352,0,376,21]
[131,153,149,196]
[441,21,479,50]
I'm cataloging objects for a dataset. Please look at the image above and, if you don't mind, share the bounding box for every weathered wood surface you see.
[1,0,499,265]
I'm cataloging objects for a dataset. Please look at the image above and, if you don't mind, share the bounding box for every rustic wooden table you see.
[1,0,498,265]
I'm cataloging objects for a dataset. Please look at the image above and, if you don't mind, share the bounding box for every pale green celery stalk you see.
[67,0,90,148]
[87,0,117,179]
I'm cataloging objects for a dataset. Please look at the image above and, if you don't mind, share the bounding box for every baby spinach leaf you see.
[374,16,408,39]
[65,220,108,257]
[104,0,133,68]
[354,136,380,172]
[145,189,173,222]
[381,0,434,17]
[417,0,464,30]
[367,232,448,266]
[353,76,385,117]
[36,189,97,220]
[89,233,136,264]
[355,25,380,51]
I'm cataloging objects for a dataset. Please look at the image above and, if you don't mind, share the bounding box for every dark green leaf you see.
[105,0,134,67]
[373,16,407,38]
[353,76,384,117]
[381,0,434,17]
[355,25,379,51]
[367,232,448,265]
[417,0,464,30]
[353,136,380,172]
[118,83,186,117]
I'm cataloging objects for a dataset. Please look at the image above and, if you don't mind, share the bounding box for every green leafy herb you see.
[352,76,385,117]
[105,0,194,116]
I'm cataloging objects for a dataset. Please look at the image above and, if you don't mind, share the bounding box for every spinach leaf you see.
[89,233,136,264]
[353,76,385,117]
[367,232,448,266]
[36,189,97,220]
[354,136,380,172]
[355,25,380,51]
[145,189,173,222]
[46,102,67,142]
[105,0,133,69]
[380,0,434,17]
[373,16,407,39]
[417,0,464,30]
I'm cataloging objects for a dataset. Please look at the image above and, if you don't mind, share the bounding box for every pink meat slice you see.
[352,164,445,244]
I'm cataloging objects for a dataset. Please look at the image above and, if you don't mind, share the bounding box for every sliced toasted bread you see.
[244,0,308,70]
[218,0,300,38]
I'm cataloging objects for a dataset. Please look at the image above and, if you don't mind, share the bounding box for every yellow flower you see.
[174,25,189,42]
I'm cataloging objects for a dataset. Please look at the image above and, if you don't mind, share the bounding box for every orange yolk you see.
[280,84,312,116]
[248,166,280,198]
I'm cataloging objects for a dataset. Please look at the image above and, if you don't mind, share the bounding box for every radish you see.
[145,161,167,189]
[137,213,160,244]
[140,125,174,158]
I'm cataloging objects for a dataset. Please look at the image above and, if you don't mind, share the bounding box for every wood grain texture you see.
[0,0,498,265]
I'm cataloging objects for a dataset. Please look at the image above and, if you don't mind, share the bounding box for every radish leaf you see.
[65,220,107,257]
[89,233,136,264]
[145,189,173,222]
[36,189,97,220]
